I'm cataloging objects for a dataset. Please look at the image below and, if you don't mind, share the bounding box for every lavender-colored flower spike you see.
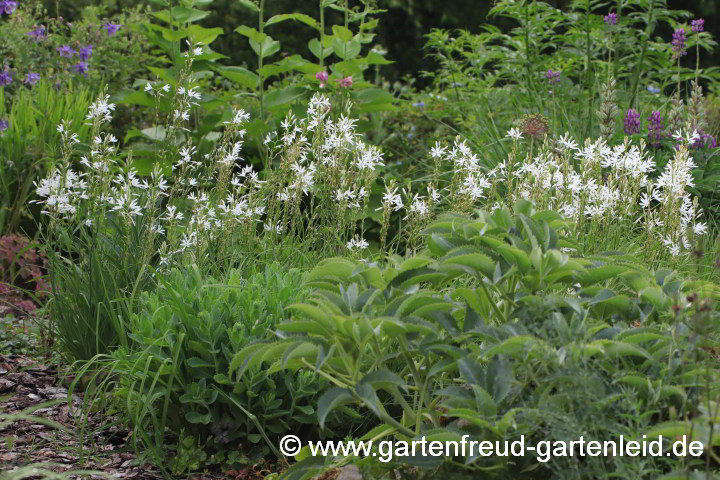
[671,28,687,59]
[604,13,617,25]
[0,118,9,132]
[691,19,704,33]
[647,111,665,147]
[624,109,641,135]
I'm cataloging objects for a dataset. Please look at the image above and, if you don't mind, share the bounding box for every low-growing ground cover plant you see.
[237,205,720,479]
[71,263,362,474]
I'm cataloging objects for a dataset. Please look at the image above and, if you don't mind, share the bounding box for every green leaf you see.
[308,38,333,60]
[264,86,308,110]
[358,369,407,392]
[150,7,210,24]
[187,25,224,45]
[185,411,212,424]
[331,25,353,42]
[234,25,266,43]
[266,13,319,29]
[236,0,260,13]
[214,65,259,89]
[140,126,168,141]
[580,264,631,286]
[332,38,362,60]
[287,303,333,330]
[317,387,354,429]
[250,36,281,59]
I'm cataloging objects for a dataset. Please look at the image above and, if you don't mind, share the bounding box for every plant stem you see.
[629,0,655,109]
[319,0,325,68]
[585,0,594,137]
[258,0,266,123]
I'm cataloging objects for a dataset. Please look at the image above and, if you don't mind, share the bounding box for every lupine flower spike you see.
[624,109,641,135]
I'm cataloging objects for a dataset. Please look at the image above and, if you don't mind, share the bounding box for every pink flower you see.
[315,70,328,88]
[337,76,353,88]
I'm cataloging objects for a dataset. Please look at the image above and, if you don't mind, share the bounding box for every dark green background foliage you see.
[39,0,720,86]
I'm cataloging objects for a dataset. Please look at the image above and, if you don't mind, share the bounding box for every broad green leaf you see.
[214,65,259,89]
[308,38,333,60]
[359,370,407,392]
[287,304,334,330]
[264,86,308,109]
[250,36,281,59]
[579,264,631,286]
[150,7,210,24]
[187,25,224,45]
[331,25,353,42]
[332,38,362,60]
[317,387,354,429]
[266,13,319,29]
[236,0,260,12]
[185,411,212,424]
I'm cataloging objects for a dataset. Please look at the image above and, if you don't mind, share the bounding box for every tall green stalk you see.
[585,0,595,137]
[319,0,325,68]
[629,0,656,109]
[258,0,267,122]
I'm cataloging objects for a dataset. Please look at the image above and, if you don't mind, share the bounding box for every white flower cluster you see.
[35,87,387,267]
[500,130,707,256]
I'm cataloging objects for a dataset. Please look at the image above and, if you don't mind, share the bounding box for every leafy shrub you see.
[0,2,151,94]
[232,203,720,479]
[73,263,352,474]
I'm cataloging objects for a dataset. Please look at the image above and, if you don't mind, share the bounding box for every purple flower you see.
[79,45,93,61]
[23,73,41,86]
[604,13,617,25]
[0,118,8,132]
[71,62,89,75]
[624,109,641,135]
[691,130,716,149]
[103,23,122,36]
[691,19,704,33]
[647,111,665,147]
[545,69,561,85]
[0,1,17,15]
[26,26,46,41]
[0,66,12,87]
[57,45,76,58]
[671,28,687,59]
